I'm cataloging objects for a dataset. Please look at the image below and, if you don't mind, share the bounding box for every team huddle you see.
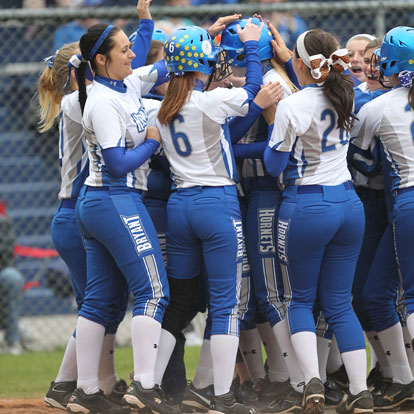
[36,0,414,413]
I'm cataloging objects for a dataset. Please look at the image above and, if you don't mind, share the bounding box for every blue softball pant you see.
[277,183,366,353]
[393,189,414,317]
[76,186,169,329]
[166,185,243,337]
[244,177,285,328]
[352,187,389,331]
[51,200,87,310]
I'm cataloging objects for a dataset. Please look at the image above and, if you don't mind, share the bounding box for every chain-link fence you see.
[0,0,412,353]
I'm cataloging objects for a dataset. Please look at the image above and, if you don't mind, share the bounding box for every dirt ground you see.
[1,399,413,414]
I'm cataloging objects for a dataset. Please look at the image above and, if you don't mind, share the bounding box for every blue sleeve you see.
[153,60,170,87]
[347,141,382,178]
[354,87,389,114]
[102,139,159,177]
[228,101,263,144]
[284,58,300,90]
[263,124,290,176]
[242,40,262,101]
[131,19,154,69]
[233,141,267,159]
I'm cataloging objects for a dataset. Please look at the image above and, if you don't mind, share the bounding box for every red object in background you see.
[0,200,7,217]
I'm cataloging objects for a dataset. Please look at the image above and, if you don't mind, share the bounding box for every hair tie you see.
[399,70,414,88]
[309,49,351,83]
[173,71,184,77]
[63,53,94,91]
[88,24,114,60]
[44,50,59,69]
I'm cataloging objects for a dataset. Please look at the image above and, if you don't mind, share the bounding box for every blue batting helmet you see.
[379,26,414,76]
[220,17,273,68]
[164,26,219,74]
[129,28,167,44]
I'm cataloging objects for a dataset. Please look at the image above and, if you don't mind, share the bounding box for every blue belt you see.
[61,198,77,209]
[297,181,354,194]
[86,186,143,195]
[394,186,414,198]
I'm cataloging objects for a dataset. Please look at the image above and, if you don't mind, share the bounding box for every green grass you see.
[0,345,201,399]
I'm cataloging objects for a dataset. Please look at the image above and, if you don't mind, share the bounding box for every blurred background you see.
[0,0,412,354]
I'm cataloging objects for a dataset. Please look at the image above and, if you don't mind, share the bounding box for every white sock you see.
[273,319,304,391]
[366,331,392,378]
[76,317,105,394]
[341,349,368,395]
[56,335,77,382]
[369,340,378,372]
[257,322,289,382]
[239,328,266,381]
[98,334,118,395]
[193,339,214,389]
[326,336,342,374]
[290,331,319,384]
[154,329,176,386]
[131,315,161,389]
[407,314,414,346]
[377,323,413,384]
[403,325,414,376]
[210,334,239,396]
[317,336,331,383]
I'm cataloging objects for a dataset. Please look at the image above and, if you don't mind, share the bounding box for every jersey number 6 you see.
[170,114,192,157]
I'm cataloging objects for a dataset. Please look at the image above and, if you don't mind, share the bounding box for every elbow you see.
[106,164,125,177]
[263,148,278,177]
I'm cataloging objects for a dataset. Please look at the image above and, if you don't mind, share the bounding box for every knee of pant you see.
[80,303,120,330]
[162,276,200,340]
[0,267,24,291]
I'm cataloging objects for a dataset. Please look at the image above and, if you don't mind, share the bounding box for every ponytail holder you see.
[309,48,350,84]
[44,50,59,69]
[399,70,414,88]
[88,24,114,60]
[63,53,94,91]
[173,71,184,77]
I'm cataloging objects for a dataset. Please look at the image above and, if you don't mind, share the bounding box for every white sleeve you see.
[351,103,381,150]
[268,99,298,152]
[127,63,164,97]
[90,99,126,149]
[197,87,249,123]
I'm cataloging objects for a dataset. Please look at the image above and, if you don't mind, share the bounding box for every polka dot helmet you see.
[164,26,219,74]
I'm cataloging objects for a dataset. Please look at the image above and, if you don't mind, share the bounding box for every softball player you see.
[264,29,374,414]
[351,26,414,411]
[38,10,156,414]
[153,21,262,414]
[59,22,175,414]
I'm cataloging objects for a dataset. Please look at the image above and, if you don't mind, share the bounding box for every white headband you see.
[296,31,351,84]
[346,33,376,47]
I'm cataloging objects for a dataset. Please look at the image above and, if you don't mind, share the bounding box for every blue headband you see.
[63,54,94,91]
[88,24,114,60]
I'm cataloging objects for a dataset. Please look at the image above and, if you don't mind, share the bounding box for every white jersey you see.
[242,68,293,179]
[143,98,161,127]
[58,88,89,200]
[156,84,249,188]
[352,87,414,191]
[358,82,368,92]
[83,64,161,190]
[269,85,352,186]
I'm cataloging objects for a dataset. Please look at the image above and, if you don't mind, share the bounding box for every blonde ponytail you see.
[38,42,79,132]
[270,59,298,94]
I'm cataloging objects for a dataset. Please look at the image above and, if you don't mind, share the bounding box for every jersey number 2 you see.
[170,115,192,157]
[321,109,348,152]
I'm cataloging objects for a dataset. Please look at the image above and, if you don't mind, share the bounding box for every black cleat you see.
[326,365,349,392]
[209,391,256,414]
[302,378,324,414]
[324,379,345,406]
[260,385,302,413]
[107,379,128,406]
[373,380,414,411]
[181,382,214,412]
[44,380,76,410]
[336,390,373,414]
[123,380,179,414]
[66,388,131,414]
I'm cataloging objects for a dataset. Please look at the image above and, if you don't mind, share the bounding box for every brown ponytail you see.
[37,42,79,132]
[157,73,196,125]
[296,29,357,132]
